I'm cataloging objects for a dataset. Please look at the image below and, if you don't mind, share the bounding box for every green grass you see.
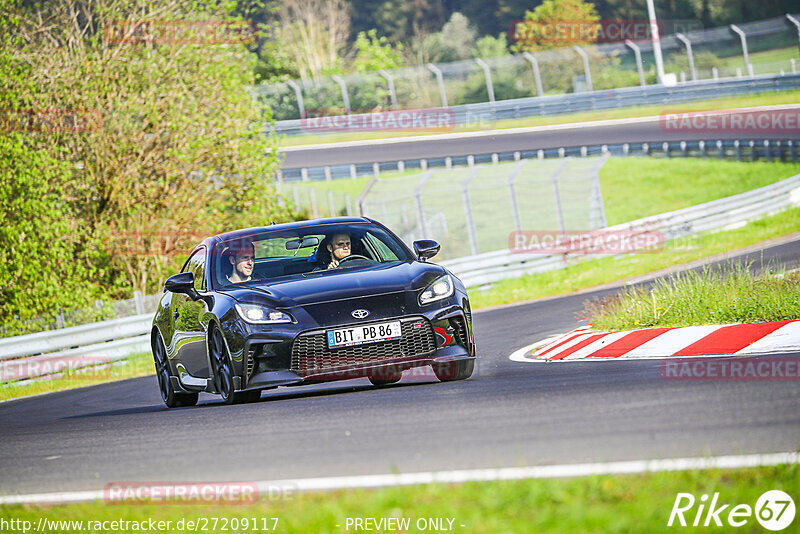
[470,205,800,310]
[586,265,800,331]
[720,46,800,71]
[279,89,800,147]
[290,159,800,226]
[0,352,153,402]
[3,464,796,532]
[599,159,800,225]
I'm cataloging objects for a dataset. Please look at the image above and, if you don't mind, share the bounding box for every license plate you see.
[327,321,402,348]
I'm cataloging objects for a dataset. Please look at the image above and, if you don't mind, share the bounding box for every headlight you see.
[419,274,454,305]
[234,303,293,324]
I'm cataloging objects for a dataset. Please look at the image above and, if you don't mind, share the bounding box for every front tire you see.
[209,327,261,405]
[432,359,474,382]
[209,327,237,404]
[152,332,198,408]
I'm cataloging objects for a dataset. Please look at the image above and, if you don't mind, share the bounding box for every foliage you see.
[271,0,351,79]
[473,33,509,58]
[0,0,289,328]
[511,0,601,53]
[416,12,478,64]
[0,134,106,331]
[352,29,404,73]
[254,22,300,83]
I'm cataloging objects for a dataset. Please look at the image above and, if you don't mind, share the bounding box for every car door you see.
[171,247,211,379]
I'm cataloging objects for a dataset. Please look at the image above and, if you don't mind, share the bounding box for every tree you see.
[273,0,351,79]
[406,12,477,64]
[511,0,601,53]
[473,33,509,58]
[351,29,405,72]
[1,0,288,322]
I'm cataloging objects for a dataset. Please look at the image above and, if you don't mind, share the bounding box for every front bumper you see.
[239,305,473,390]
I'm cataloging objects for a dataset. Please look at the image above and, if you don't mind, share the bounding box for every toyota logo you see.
[351,309,370,319]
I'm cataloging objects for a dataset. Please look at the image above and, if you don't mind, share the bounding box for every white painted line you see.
[278,103,800,152]
[622,325,723,359]
[3,452,797,505]
[737,321,800,354]
[509,340,552,363]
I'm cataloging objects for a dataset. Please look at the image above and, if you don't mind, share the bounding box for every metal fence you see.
[258,14,800,124]
[440,171,800,287]
[279,135,800,183]
[358,156,608,262]
[0,291,161,339]
[273,72,800,139]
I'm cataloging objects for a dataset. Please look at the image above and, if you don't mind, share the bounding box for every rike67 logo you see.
[668,490,795,530]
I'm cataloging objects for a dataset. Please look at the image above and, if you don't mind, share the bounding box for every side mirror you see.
[165,272,199,300]
[413,240,440,262]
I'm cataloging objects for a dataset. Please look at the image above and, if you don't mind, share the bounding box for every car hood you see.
[219,261,445,307]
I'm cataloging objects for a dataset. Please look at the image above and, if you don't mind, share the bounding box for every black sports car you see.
[151,217,476,407]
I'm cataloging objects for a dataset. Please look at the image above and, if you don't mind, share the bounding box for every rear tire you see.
[432,359,474,382]
[152,333,198,408]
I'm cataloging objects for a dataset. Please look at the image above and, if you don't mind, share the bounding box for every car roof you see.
[211,216,374,243]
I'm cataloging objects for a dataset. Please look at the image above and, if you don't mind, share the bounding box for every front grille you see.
[291,317,436,376]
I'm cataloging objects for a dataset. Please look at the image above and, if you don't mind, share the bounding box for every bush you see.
[0,0,291,327]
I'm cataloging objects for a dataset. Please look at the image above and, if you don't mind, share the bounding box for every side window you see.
[364,232,399,262]
[184,248,206,291]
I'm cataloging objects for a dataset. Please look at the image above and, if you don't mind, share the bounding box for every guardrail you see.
[273,73,800,138]
[0,314,152,383]
[439,172,800,287]
[279,137,799,183]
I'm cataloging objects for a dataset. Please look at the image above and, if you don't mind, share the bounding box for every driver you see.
[227,241,255,283]
[325,232,351,269]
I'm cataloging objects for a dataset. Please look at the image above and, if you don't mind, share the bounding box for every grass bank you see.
[586,265,800,331]
[279,88,800,147]
[3,464,796,532]
[0,352,152,402]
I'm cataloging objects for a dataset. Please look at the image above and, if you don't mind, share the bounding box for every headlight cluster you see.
[419,274,454,305]
[234,303,293,324]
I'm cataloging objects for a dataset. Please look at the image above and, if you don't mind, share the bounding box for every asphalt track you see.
[1,238,799,498]
[279,113,800,169]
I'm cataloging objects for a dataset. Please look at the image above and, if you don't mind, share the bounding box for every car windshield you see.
[212,222,410,288]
